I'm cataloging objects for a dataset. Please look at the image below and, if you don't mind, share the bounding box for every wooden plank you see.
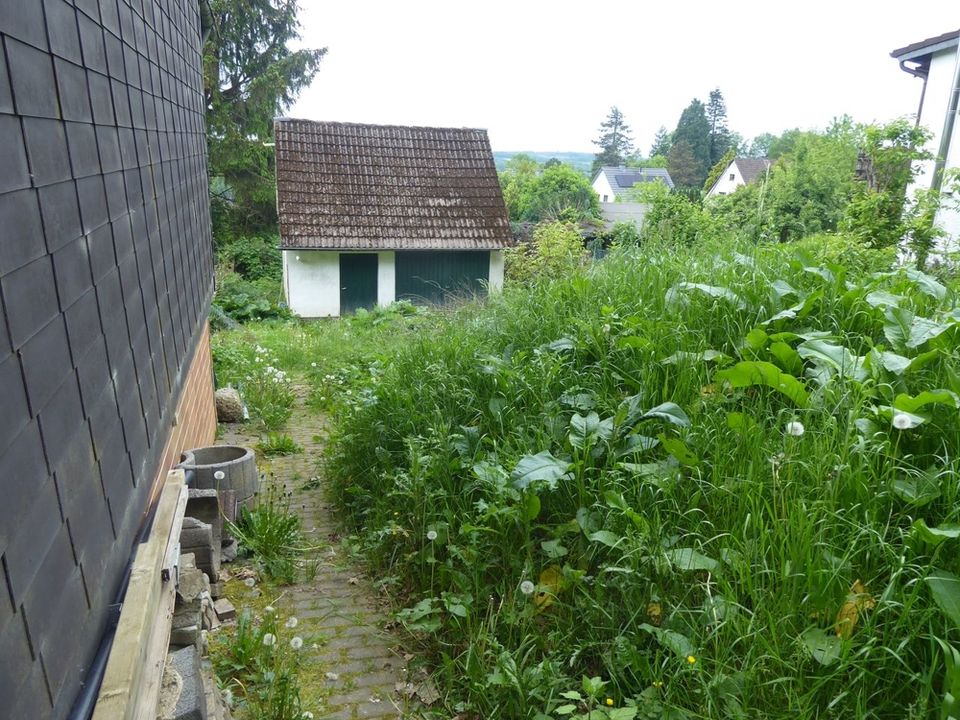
[93,470,187,720]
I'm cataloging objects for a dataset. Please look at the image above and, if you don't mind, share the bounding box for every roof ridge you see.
[274,117,490,135]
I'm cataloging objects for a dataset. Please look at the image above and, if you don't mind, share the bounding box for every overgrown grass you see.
[324,235,960,718]
[230,483,304,584]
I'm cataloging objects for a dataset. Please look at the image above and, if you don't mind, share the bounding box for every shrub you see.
[504,221,587,283]
[213,271,290,324]
[217,233,283,281]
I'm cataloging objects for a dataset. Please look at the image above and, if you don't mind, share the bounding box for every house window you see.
[602,195,608,202]
[729,173,735,181]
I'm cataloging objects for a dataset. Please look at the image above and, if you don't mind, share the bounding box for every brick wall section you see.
[151,322,217,504]
[0,1,213,717]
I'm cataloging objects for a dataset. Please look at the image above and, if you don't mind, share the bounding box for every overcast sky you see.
[288,1,959,154]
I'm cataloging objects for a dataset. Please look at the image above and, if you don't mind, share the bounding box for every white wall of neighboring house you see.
[910,45,960,252]
[707,161,743,198]
[592,173,616,203]
[489,250,505,291]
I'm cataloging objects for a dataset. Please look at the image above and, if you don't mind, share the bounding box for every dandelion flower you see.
[264,605,275,614]
[262,633,277,647]
[426,530,438,541]
[686,655,697,665]
[652,680,663,689]
[785,421,805,437]
[290,636,304,650]
[520,580,535,595]
[892,413,913,430]
[605,698,614,707]
[285,616,299,629]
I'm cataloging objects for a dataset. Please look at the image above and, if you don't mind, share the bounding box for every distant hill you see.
[493,151,595,175]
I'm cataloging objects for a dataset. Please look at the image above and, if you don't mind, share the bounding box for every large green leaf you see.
[905,268,948,300]
[512,451,570,491]
[588,530,623,548]
[797,339,867,382]
[894,390,959,413]
[641,402,691,428]
[926,570,960,629]
[638,623,695,658]
[883,306,914,349]
[569,412,614,449]
[912,520,960,546]
[800,628,841,666]
[714,361,809,407]
[666,282,746,310]
[662,349,730,365]
[664,547,720,572]
[659,435,699,467]
[769,341,804,376]
[865,290,905,308]
[907,316,954,349]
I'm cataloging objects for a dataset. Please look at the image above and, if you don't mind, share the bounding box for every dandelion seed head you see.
[243,577,255,587]
[426,530,438,541]
[262,633,276,647]
[893,413,913,430]
[520,580,535,595]
[290,636,304,650]
[285,616,298,628]
[264,605,275,614]
[785,421,805,437]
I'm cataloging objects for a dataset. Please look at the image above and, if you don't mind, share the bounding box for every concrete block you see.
[169,625,200,647]
[165,646,207,720]
[213,598,236,622]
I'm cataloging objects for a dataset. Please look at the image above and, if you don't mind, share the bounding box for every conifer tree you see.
[592,106,634,175]
[705,88,731,166]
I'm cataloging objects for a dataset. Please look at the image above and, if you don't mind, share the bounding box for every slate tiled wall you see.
[0,1,213,716]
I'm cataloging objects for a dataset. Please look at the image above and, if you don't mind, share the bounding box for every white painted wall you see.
[909,45,960,252]
[489,250,504,291]
[706,161,743,198]
[284,250,340,317]
[592,173,616,203]
[377,251,396,306]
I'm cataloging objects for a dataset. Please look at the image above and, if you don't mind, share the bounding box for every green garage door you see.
[340,253,379,314]
[395,251,490,305]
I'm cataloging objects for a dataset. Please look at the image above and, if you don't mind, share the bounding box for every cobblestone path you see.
[220,389,414,719]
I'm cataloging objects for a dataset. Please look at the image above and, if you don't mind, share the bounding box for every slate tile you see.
[23,116,71,187]
[0,422,49,555]
[111,77,131,126]
[0,116,31,193]
[118,125,137,168]
[64,287,103,368]
[65,121,100,179]
[54,58,93,123]
[128,85,145,128]
[1,256,58,349]
[0,294,9,361]
[38,179,83,253]
[74,0,101,21]
[103,27,125,80]
[50,422,98,514]
[44,0,83,64]
[84,379,119,455]
[111,212,133,263]
[76,175,109,232]
[38,374,85,464]
[53,235,94,310]
[103,170,126,221]
[99,0,121,37]
[6,38,59,119]
[95,124,122,172]
[87,70,114,125]
[87,223,115,282]
[0,354,29,455]
[122,43,138,87]
[0,615,45,707]
[77,12,108,74]
[0,0,48,50]
[0,44,12,113]
[3,477,62,605]
[19,316,72,414]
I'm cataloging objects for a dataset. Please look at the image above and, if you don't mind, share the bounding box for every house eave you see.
[891,31,959,63]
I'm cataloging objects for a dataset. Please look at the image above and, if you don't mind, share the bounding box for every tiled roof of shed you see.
[274,119,513,250]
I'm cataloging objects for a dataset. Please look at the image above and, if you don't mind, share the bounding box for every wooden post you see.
[93,470,187,720]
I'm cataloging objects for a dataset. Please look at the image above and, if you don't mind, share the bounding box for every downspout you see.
[932,50,960,194]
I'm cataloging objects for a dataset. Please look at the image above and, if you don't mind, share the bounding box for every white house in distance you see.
[274,119,513,317]
[705,157,772,198]
[891,29,960,249]
[592,166,674,202]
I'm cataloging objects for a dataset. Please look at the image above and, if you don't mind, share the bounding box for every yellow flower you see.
[605,698,614,707]
[686,655,697,665]
[652,680,664,688]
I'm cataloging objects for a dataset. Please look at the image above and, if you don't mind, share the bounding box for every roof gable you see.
[596,166,675,193]
[274,119,513,251]
[733,157,772,184]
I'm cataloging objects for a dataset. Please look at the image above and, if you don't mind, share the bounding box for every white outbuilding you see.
[274,119,513,317]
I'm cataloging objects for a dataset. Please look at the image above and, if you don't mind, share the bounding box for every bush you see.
[631,182,721,245]
[504,221,588,283]
[217,233,283,282]
[213,271,290,324]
